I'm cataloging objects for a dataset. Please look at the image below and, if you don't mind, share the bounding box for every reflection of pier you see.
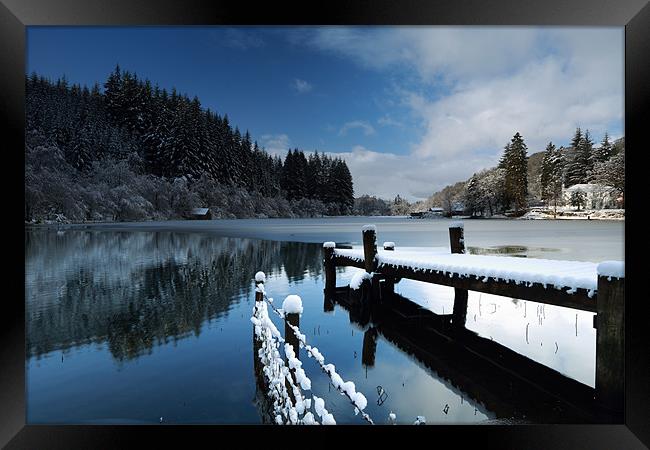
[323,224,625,422]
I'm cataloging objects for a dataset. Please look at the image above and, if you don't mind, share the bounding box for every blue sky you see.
[27,26,624,201]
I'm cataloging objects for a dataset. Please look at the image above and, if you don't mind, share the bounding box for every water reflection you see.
[25,230,322,362]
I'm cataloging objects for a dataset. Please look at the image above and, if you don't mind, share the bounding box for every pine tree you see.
[593,131,613,163]
[464,174,484,216]
[498,132,528,214]
[539,142,564,217]
[564,127,585,187]
[577,130,595,181]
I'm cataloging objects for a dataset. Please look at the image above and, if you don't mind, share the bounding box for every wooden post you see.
[362,225,378,273]
[449,222,468,328]
[595,273,625,418]
[253,278,264,384]
[382,242,396,298]
[449,222,466,254]
[362,226,378,305]
[285,311,300,403]
[285,312,300,359]
[323,242,336,294]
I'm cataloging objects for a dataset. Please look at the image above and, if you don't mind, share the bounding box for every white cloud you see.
[291,78,313,93]
[338,120,376,136]
[297,27,623,159]
[295,27,540,83]
[377,115,404,128]
[327,146,496,202]
[259,133,291,157]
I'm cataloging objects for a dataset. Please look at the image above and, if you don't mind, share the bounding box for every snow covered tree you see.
[464,174,485,216]
[498,132,528,214]
[590,149,625,206]
[539,142,564,216]
[593,131,613,163]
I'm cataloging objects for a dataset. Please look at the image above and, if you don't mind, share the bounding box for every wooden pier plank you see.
[379,262,597,312]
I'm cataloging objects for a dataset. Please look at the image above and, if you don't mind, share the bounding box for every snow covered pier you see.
[323,224,625,417]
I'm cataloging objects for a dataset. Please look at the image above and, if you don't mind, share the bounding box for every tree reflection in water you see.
[25,230,322,362]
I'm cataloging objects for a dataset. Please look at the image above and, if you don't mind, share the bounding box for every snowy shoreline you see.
[518,208,624,221]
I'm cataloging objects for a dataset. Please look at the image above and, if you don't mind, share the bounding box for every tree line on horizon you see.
[25,66,354,222]
[420,129,624,217]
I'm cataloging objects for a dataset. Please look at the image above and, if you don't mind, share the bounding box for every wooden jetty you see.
[323,224,625,420]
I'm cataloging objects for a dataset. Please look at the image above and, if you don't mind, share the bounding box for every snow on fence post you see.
[283,295,303,405]
[253,272,266,389]
[362,225,378,273]
[323,242,336,294]
[283,296,303,359]
[449,223,468,328]
[595,262,625,418]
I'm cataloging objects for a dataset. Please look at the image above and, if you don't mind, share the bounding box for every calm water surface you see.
[25,217,624,424]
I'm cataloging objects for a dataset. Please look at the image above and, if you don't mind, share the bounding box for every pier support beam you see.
[595,273,625,419]
[449,222,468,329]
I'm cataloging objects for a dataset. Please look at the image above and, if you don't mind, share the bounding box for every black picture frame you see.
[2,0,648,447]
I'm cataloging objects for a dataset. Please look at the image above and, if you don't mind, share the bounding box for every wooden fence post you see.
[449,222,466,254]
[285,307,301,404]
[382,242,396,297]
[253,276,264,384]
[449,222,468,328]
[362,225,378,273]
[323,242,336,294]
[595,265,625,418]
[362,226,379,304]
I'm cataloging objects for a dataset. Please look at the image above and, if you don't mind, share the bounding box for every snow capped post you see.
[362,225,378,273]
[595,261,625,418]
[255,271,266,303]
[449,222,468,328]
[283,295,303,359]
[283,295,303,404]
[323,242,336,295]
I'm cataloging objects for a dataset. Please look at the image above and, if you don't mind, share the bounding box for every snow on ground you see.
[334,247,620,292]
[520,207,624,221]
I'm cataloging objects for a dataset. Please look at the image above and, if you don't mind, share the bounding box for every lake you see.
[25,217,624,424]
